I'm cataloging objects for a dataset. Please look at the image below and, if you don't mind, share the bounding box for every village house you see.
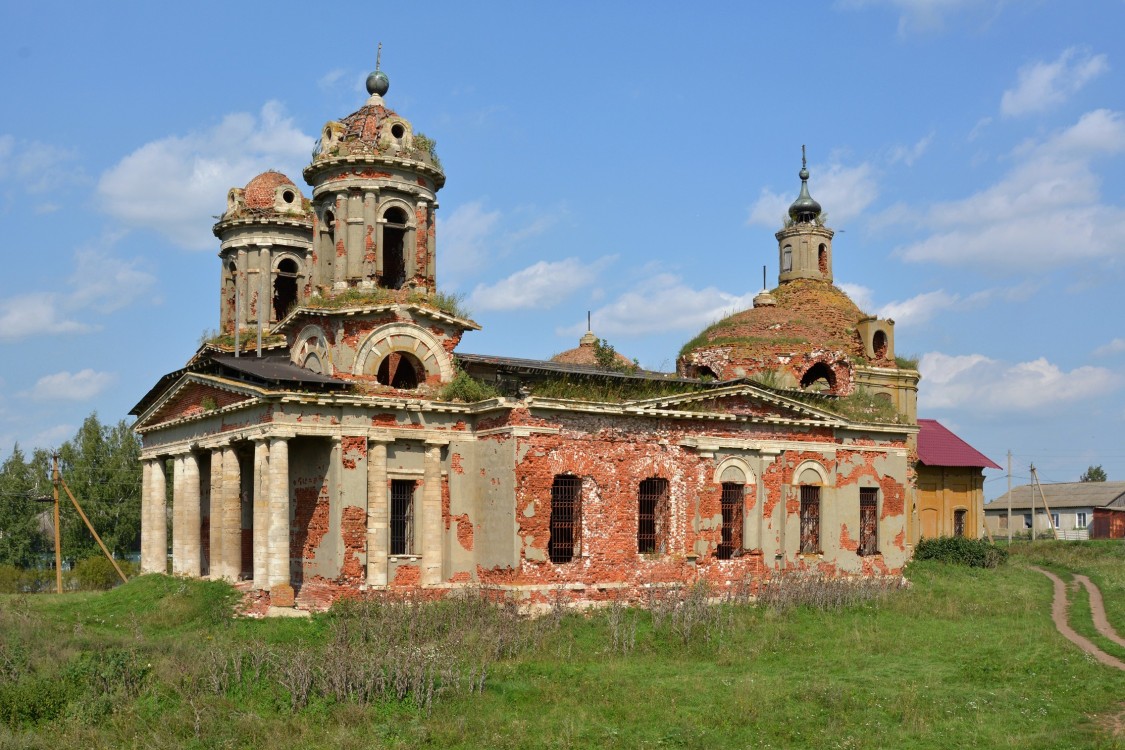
[130,62,996,610]
[986,481,1125,540]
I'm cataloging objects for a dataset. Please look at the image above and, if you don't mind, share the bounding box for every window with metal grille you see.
[717,482,743,559]
[390,479,415,555]
[953,508,966,538]
[637,477,669,554]
[549,474,580,563]
[859,488,878,556]
[799,485,821,554]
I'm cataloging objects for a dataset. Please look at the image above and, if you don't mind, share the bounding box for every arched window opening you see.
[376,352,423,389]
[859,488,878,556]
[953,509,966,538]
[818,243,828,274]
[549,474,580,564]
[717,482,744,559]
[637,477,670,554]
[799,485,821,554]
[873,330,888,359]
[273,258,299,321]
[800,362,836,392]
[323,209,335,231]
[695,365,718,380]
[381,207,409,289]
[781,245,793,273]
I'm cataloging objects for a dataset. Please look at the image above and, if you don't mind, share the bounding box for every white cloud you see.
[837,282,875,313]
[318,69,346,90]
[28,424,75,451]
[97,101,315,250]
[469,257,613,311]
[30,370,116,401]
[896,110,1125,268]
[919,351,1119,412]
[572,274,757,338]
[0,293,94,341]
[438,200,564,287]
[1001,48,1109,118]
[0,134,82,194]
[878,289,961,326]
[1094,338,1125,356]
[888,133,934,166]
[749,161,878,227]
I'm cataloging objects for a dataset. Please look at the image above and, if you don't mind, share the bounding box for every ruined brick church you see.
[131,61,994,609]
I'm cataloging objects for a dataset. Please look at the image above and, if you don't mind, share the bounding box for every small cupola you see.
[775,146,834,285]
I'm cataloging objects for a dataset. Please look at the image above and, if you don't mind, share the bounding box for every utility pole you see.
[1030,466,1059,542]
[59,475,128,584]
[51,453,62,594]
[1006,450,1012,544]
[1029,463,1035,541]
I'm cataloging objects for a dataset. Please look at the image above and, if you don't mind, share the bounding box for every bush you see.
[913,536,1008,568]
[438,370,498,402]
[72,556,131,591]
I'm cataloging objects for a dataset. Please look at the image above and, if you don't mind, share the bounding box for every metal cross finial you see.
[376,42,382,71]
[802,144,807,170]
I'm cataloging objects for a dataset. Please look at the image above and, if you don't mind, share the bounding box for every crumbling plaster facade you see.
[133,64,926,611]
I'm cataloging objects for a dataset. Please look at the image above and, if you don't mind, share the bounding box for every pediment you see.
[134,374,261,431]
[626,384,843,425]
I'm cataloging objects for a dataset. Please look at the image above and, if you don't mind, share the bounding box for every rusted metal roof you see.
[917,418,1001,469]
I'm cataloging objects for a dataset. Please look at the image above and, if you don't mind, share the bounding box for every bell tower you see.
[775,146,834,285]
[302,53,444,296]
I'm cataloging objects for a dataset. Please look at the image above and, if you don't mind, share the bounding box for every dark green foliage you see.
[529,376,704,403]
[894,354,920,369]
[1079,464,1107,482]
[73,556,127,591]
[0,446,50,567]
[592,338,638,373]
[913,536,1008,568]
[437,370,498,402]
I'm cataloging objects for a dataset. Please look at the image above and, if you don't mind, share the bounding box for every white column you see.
[221,446,242,581]
[268,437,291,590]
[140,460,153,573]
[171,456,185,575]
[366,439,389,586]
[421,441,444,585]
[151,458,167,574]
[208,448,224,580]
[252,438,271,589]
[182,453,202,577]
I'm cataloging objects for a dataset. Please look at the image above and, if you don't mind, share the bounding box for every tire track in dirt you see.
[1074,574,1125,649]
[1029,566,1125,671]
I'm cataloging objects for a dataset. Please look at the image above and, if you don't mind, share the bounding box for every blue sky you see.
[1,1,1123,497]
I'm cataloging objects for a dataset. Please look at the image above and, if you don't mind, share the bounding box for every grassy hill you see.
[1,542,1122,749]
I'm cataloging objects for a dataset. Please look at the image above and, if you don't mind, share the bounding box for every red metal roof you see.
[917,419,1001,469]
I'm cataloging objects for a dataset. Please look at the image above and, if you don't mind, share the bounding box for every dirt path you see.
[1029,566,1125,671]
[1075,574,1125,649]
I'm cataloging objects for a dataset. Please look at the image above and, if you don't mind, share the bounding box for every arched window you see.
[273,258,299,321]
[800,362,836,392]
[873,330,888,359]
[376,352,423,389]
[717,482,743,559]
[694,365,718,380]
[549,474,580,563]
[637,477,670,554]
[381,207,409,289]
[818,243,828,274]
[800,485,821,554]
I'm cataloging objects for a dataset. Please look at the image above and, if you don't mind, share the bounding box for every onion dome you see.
[788,146,822,224]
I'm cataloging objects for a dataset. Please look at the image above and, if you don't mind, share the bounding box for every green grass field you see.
[0,542,1122,749]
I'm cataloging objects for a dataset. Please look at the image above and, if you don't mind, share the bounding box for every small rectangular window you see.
[549,475,580,563]
[1024,514,1032,529]
[1051,513,1059,529]
[390,479,415,555]
[953,509,966,537]
[859,488,878,556]
[716,483,744,559]
[1077,512,1087,529]
[638,478,669,554]
[799,486,820,554]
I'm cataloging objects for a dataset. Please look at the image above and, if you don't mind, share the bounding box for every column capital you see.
[368,430,393,444]
[424,438,449,448]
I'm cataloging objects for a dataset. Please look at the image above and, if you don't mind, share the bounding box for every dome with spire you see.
[551,329,635,369]
[215,170,311,229]
[788,146,822,224]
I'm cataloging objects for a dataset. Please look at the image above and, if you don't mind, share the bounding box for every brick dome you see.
[243,171,302,209]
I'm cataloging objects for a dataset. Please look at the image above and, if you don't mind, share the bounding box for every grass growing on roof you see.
[528,376,705,403]
[300,288,471,320]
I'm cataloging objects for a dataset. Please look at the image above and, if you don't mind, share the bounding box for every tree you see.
[1079,465,1107,482]
[0,445,51,567]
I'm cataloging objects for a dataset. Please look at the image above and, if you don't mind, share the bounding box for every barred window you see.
[799,485,821,554]
[716,482,743,559]
[548,474,580,563]
[390,479,415,555]
[954,508,967,538]
[859,488,878,556]
[637,477,670,554]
